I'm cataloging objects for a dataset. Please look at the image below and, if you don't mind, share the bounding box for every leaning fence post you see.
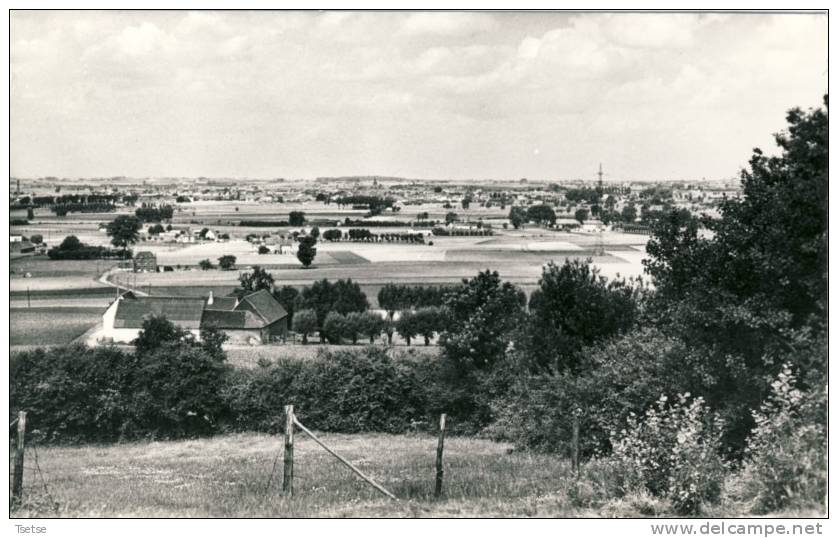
[282,405,294,496]
[435,413,446,498]
[571,413,580,475]
[12,411,27,503]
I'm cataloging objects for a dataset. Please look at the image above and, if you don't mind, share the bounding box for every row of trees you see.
[135,204,174,222]
[291,306,448,345]
[320,229,425,243]
[52,202,115,216]
[47,235,128,260]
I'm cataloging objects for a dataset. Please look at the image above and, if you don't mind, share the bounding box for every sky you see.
[10,10,828,182]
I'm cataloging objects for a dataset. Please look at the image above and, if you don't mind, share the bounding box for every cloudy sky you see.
[10,10,827,181]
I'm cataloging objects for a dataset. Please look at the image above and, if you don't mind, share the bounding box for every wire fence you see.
[9,413,59,513]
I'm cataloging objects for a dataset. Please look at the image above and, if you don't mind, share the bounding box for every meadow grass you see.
[10,307,103,346]
[9,431,655,518]
[10,432,821,518]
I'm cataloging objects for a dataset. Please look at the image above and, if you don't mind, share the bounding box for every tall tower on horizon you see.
[593,163,606,256]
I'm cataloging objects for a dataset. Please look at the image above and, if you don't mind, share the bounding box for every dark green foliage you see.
[411,306,449,345]
[221,348,433,434]
[134,204,174,222]
[297,235,317,267]
[218,255,237,270]
[322,228,342,241]
[574,208,589,224]
[48,234,128,259]
[124,343,227,437]
[292,308,318,344]
[236,265,274,295]
[442,270,526,372]
[288,211,306,226]
[526,204,556,226]
[641,98,828,455]
[297,278,369,327]
[565,187,600,204]
[376,284,456,316]
[522,259,641,372]
[134,315,194,356]
[10,342,228,443]
[106,215,141,254]
[273,285,299,327]
[10,345,132,443]
[395,310,417,346]
[508,206,527,228]
[199,258,214,270]
[621,203,637,222]
[59,235,82,250]
[322,312,348,344]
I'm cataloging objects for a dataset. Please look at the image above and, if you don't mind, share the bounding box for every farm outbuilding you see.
[202,289,288,344]
[100,289,288,345]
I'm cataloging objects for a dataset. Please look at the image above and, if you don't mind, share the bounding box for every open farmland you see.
[123,229,651,295]
[10,307,103,346]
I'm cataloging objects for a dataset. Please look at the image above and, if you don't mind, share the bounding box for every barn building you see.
[100,289,288,345]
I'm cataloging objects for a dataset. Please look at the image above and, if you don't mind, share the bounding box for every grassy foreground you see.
[11,432,818,518]
[11,432,641,518]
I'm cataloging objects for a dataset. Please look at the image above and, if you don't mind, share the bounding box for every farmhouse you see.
[100,290,288,345]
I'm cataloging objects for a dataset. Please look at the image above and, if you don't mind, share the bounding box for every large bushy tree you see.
[642,96,828,454]
[441,270,526,371]
[106,215,141,258]
[522,259,642,373]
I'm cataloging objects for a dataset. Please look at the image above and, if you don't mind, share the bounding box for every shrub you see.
[729,366,827,514]
[609,394,727,515]
[220,348,434,434]
[9,342,228,442]
[322,311,348,344]
[292,308,318,344]
[218,255,237,270]
[123,343,228,437]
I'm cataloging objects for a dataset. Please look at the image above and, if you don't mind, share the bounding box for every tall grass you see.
[7,432,657,518]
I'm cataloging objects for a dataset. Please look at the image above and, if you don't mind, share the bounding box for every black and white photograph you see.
[6,4,829,529]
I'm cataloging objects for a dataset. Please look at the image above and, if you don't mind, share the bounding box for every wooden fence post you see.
[282,405,294,496]
[434,413,446,498]
[12,411,27,503]
[571,414,580,475]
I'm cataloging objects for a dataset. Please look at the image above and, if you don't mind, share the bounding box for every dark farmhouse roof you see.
[113,296,206,329]
[201,309,263,329]
[114,289,288,331]
[208,297,238,310]
[238,289,287,325]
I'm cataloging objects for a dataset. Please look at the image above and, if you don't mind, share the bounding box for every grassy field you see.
[13,432,805,518]
[8,432,640,518]
[10,307,104,346]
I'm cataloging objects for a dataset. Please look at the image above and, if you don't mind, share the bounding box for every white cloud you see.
[9,11,828,181]
[399,12,497,37]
